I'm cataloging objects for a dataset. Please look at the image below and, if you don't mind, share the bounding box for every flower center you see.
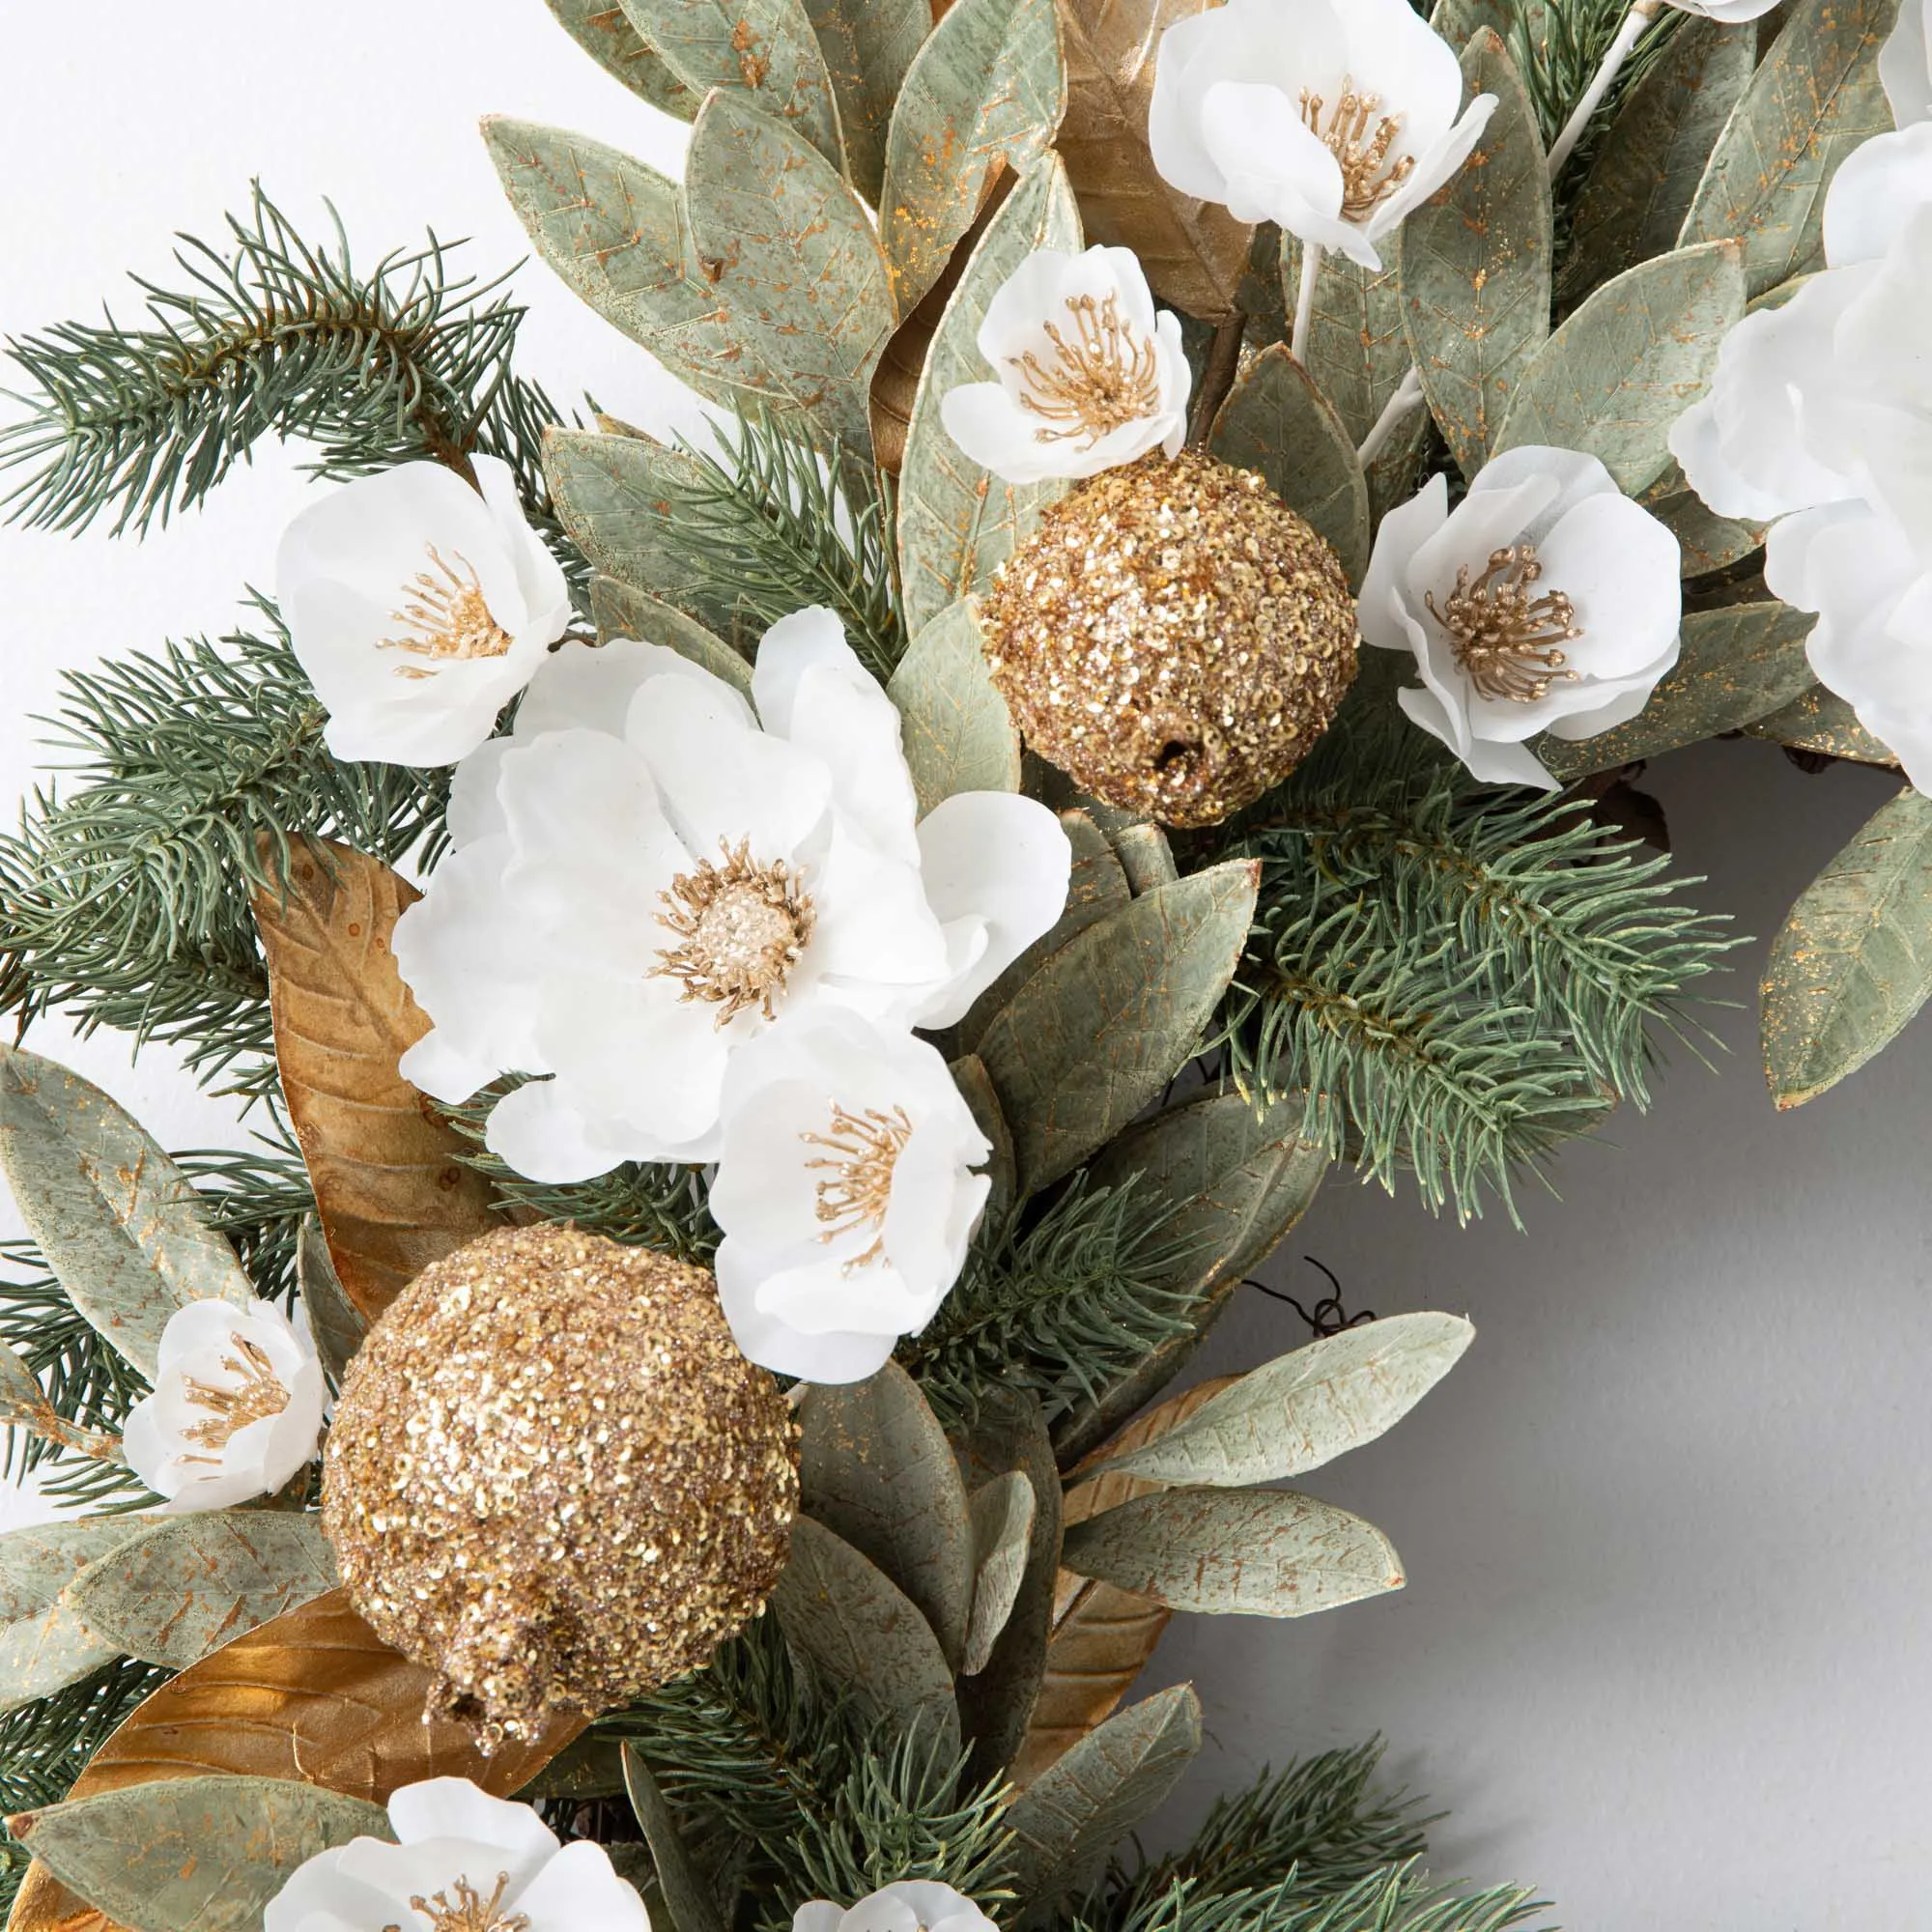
[801,1103,914,1269]
[1299,78,1416,222]
[1424,545,1584,704]
[654,838,815,1025]
[384,1873,529,1932]
[380,546,515,679]
[1010,295,1162,449]
[179,1333,290,1459]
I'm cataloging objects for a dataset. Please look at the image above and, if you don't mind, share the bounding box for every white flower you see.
[709,1010,992,1384]
[1668,122,1932,787]
[940,247,1190,485]
[276,456,572,768]
[265,1777,647,1932]
[1149,0,1495,272]
[394,609,1071,1183]
[1669,0,1786,19]
[793,1882,997,1932]
[1359,446,1682,788]
[122,1298,326,1512]
[1882,0,1932,127]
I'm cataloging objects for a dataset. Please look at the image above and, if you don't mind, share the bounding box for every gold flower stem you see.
[1547,0,1662,175]
[1187,313,1249,444]
[1291,242,1323,366]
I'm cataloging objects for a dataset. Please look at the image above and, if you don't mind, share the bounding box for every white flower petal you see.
[387,1781,560,1861]
[709,1074,832,1250]
[514,1840,649,1932]
[1336,0,1468,153]
[795,1906,846,1932]
[784,662,923,866]
[751,607,868,737]
[520,639,734,739]
[1200,82,1348,229]
[1881,0,1932,125]
[1824,123,1932,269]
[882,1127,989,1298]
[715,1241,901,1382]
[1358,472,1449,652]
[485,1076,632,1183]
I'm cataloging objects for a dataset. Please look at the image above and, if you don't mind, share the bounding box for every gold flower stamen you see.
[1299,78,1416,222]
[801,1103,914,1270]
[1011,294,1162,449]
[180,1333,290,1459]
[384,1873,530,1932]
[379,546,515,680]
[654,838,815,1025]
[1425,544,1584,704]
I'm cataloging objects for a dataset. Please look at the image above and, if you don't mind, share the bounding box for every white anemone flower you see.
[709,1010,992,1384]
[276,456,572,768]
[264,1777,647,1932]
[122,1298,327,1512]
[940,247,1190,485]
[1882,0,1932,126]
[1149,0,1494,272]
[793,1883,998,1932]
[393,609,1071,1183]
[1359,446,1682,788]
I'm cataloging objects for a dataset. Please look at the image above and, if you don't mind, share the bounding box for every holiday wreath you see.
[0,0,1920,1923]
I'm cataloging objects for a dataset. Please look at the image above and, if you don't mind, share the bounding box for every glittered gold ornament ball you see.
[980,448,1359,828]
[322,1224,798,1746]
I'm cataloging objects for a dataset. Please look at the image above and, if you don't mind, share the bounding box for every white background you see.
[1,6,1927,1925]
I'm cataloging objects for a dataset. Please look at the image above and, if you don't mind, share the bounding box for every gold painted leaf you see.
[543,0,697,118]
[1054,0,1253,320]
[251,838,497,1326]
[1744,685,1898,768]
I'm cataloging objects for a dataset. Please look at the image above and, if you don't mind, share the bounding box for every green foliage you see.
[1069,1870,1546,1932]
[0,603,448,1098]
[0,187,569,559]
[1215,718,1735,1222]
[899,1175,1206,1432]
[1511,0,1683,160]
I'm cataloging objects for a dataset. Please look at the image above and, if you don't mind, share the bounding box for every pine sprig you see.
[899,1175,1206,1432]
[660,409,906,678]
[1513,0,1685,162]
[1072,1870,1546,1932]
[0,602,447,1096]
[0,186,567,551]
[1215,721,1734,1221]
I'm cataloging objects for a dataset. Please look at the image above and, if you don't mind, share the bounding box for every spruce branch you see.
[1512,0,1684,170]
[0,186,568,554]
[0,602,447,1096]
[1070,1870,1547,1932]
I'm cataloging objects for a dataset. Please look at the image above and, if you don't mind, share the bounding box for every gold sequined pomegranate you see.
[322,1224,798,1747]
[980,448,1359,827]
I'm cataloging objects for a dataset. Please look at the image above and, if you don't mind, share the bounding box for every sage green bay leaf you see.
[888,601,1022,814]
[0,1517,151,1715]
[877,0,1068,316]
[1652,488,1766,579]
[898,156,1080,639]
[974,860,1262,1196]
[543,0,696,118]
[1092,1312,1474,1488]
[1680,0,1901,297]
[962,1469,1035,1676]
[1745,684,1898,765]
[1539,599,1817,778]
[14,1776,391,1932]
[0,1046,253,1378]
[798,1363,977,1672]
[1061,1487,1405,1616]
[590,576,754,696]
[1494,242,1745,495]
[1562,15,1756,303]
[952,1390,1062,1779]
[626,0,842,170]
[1208,343,1370,587]
[683,91,895,452]
[621,1746,727,1932]
[801,0,930,205]
[1762,786,1932,1109]
[297,1215,366,1385]
[770,1515,960,1755]
[1110,822,1178,895]
[62,1512,339,1670]
[1001,1684,1202,1911]
[482,118,780,414]
[1400,29,1551,479]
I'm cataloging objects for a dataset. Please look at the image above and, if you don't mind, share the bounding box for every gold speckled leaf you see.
[1400,28,1551,479]
[589,577,754,696]
[543,0,696,118]
[878,0,1068,316]
[250,838,497,1326]
[802,0,932,204]
[1761,786,1932,1110]
[1744,686,1898,767]
[888,600,1023,815]
[683,90,896,452]
[1054,0,1252,320]
[0,1520,153,1718]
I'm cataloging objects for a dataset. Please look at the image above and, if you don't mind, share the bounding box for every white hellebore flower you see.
[265,1777,647,1932]
[709,1010,992,1383]
[940,247,1190,484]
[793,1882,998,1932]
[1360,446,1682,788]
[122,1298,326,1512]
[394,609,1071,1183]
[277,456,572,768]
[1669,113,1932,788]
[1671,0,1785,17]
[1149,0,1494,271]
